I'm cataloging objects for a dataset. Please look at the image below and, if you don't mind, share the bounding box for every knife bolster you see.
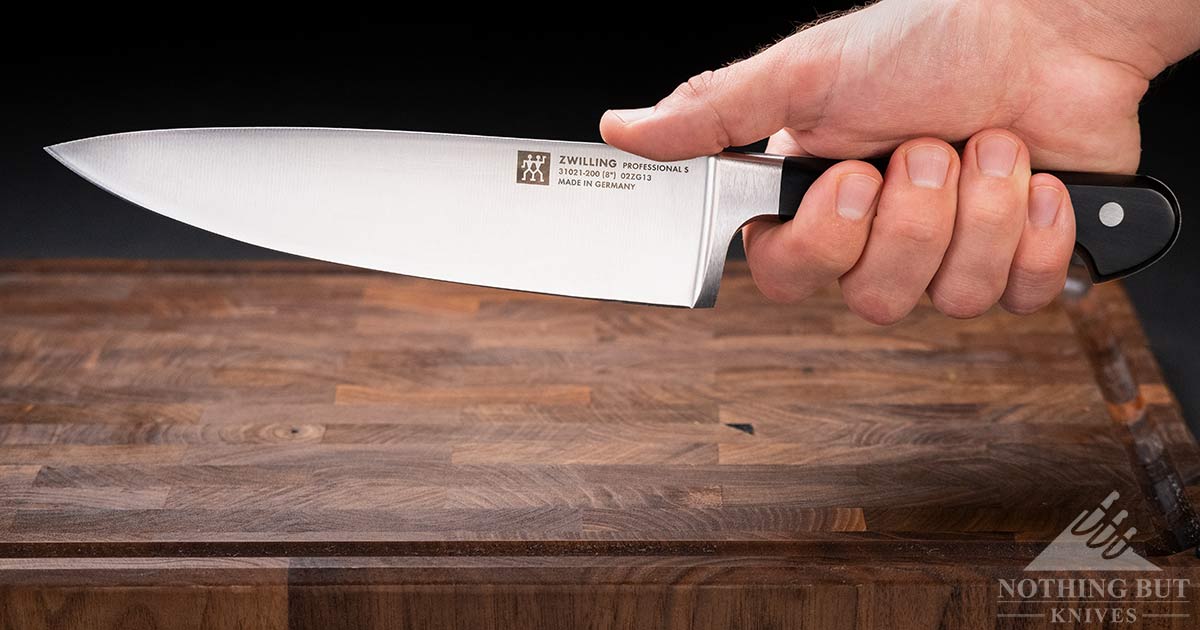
[694,153,786,307]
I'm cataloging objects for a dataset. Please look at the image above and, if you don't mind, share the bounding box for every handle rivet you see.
[1099,202,1124,227]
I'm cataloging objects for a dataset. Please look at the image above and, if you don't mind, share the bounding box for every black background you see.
[3,14,1197,429]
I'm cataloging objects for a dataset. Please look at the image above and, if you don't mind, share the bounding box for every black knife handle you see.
[777,156,1180,283]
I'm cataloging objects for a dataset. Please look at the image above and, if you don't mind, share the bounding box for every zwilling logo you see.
[517,150,550,186]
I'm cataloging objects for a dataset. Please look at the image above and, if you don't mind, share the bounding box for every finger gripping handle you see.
[776,157,1181,283]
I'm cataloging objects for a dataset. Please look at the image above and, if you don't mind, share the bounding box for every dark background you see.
[2,15,1197,429]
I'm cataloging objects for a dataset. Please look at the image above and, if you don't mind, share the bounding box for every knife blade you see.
[46,127,1180,308]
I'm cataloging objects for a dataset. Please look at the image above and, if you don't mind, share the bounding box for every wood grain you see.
[1,259,1198,629]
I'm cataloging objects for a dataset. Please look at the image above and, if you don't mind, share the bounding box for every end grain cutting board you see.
[0,259,1198,629]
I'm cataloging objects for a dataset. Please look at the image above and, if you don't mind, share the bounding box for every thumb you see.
[600,25,844,162]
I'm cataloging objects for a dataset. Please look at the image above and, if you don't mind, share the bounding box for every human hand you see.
[600,0,1199,323]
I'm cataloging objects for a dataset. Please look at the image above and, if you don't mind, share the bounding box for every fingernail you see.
[906,144,951,189]
[977,135,1019,177]
[836,174,881,220]
[1029,185,1062,227]
[610,107,656,124]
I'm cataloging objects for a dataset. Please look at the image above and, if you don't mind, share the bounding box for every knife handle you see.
[776,156,1181,283]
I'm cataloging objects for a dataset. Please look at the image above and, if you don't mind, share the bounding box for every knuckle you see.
[1011,251,1067,289]
[683,70,720,98]
[1003,255,1068,314]
[843,287,911,325]
[747,251,811,305]
[1000,283,1059,314]
[1001,295,1051,315]
[929,281,998,319]
[963,201,1017,231]
[679,68,732,111]
[674,69,732,148]
[752,276,807,304]
[799,234,861,277]
[879,213,950,247]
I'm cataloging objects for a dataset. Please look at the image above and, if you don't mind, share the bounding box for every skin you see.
[599,0,1200,324]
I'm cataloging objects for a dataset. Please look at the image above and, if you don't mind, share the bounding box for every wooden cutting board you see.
[1,259,1198,629]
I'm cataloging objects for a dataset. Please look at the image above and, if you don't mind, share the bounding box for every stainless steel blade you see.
[46,128,782,307]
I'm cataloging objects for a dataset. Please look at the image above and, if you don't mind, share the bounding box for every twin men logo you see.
[517,150,550,186]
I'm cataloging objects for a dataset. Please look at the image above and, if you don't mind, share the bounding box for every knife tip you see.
[44,143,83,171]
[43,142,89,181]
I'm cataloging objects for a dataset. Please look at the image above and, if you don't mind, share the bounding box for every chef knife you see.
[46,127,1180,308]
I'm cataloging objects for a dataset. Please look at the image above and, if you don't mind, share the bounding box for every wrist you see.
[1026,0,1200,77]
